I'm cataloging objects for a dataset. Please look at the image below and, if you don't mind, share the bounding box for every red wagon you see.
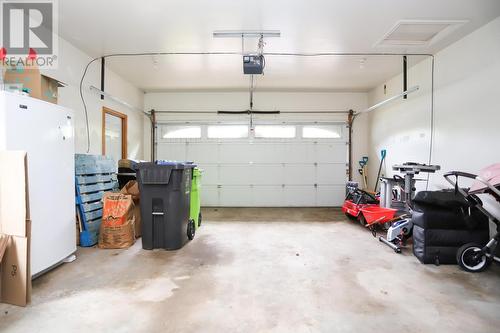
[342,187,396,228]
[342,187,378,218]
[342,199,376,218]
[359,206,397,226]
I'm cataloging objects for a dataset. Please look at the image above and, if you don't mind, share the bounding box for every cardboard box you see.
[0,235,10,263]
[0,151,32,306]
[3,66,63,104]
[0,225,31,307]
[0,151,29,236]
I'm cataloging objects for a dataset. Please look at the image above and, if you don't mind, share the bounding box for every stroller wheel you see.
[457,243,491,273]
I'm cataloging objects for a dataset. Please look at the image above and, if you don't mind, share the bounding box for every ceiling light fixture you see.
[213,30,281,38]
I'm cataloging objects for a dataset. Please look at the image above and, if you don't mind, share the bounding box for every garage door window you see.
[254,125,296,138]
[162,125,201,139]
[302,125,342,139]
[208,125,249,139]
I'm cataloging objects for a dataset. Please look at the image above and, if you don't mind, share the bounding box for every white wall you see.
[40,37,146,159]
[367,16,500,191]
[144,91,369,183]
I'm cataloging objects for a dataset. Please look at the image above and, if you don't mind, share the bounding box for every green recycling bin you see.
[190,168,202,229]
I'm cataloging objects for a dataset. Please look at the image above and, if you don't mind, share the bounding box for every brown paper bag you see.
[120,181,141,238]
[101,193,134,227]
[120,181,140,202]
[98,218,135,249]
[99,193,136,249]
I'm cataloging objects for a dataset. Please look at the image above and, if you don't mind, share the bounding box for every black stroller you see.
[444,164,500,272]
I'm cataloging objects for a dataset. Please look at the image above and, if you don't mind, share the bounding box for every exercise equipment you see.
[378,162,441,253]
[379,176,409,214]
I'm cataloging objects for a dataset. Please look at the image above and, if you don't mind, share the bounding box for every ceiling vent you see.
[376,19,468,47]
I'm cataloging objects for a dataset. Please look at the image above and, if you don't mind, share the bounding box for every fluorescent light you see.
[213,30,281,38]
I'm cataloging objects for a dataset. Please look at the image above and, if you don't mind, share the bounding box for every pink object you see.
[469,163,500,194]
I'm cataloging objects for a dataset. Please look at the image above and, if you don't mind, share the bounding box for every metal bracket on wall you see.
[403,55,408,99]
[347,109,355,180]
[100,57,105,100]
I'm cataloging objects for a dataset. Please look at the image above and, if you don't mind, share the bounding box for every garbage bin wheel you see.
[187,219,196,240]
[198,212,202,227]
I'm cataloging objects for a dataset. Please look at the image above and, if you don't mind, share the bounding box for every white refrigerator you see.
[0,91,76,277]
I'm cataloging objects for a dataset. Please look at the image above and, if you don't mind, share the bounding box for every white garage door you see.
[156,122,348,207]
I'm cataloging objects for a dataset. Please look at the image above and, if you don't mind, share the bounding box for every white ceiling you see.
[58,0,500,92]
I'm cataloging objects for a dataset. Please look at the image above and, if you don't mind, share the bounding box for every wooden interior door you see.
[102,107,127,162]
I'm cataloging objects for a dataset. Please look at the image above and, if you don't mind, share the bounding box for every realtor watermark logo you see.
[0,0,58,68]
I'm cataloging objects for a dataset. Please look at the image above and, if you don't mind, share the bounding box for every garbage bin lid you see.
[155,160,197,169]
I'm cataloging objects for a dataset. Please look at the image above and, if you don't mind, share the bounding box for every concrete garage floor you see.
[1,208,500,333]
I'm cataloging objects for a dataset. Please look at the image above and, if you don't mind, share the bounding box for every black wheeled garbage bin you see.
[136,161,196,250]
